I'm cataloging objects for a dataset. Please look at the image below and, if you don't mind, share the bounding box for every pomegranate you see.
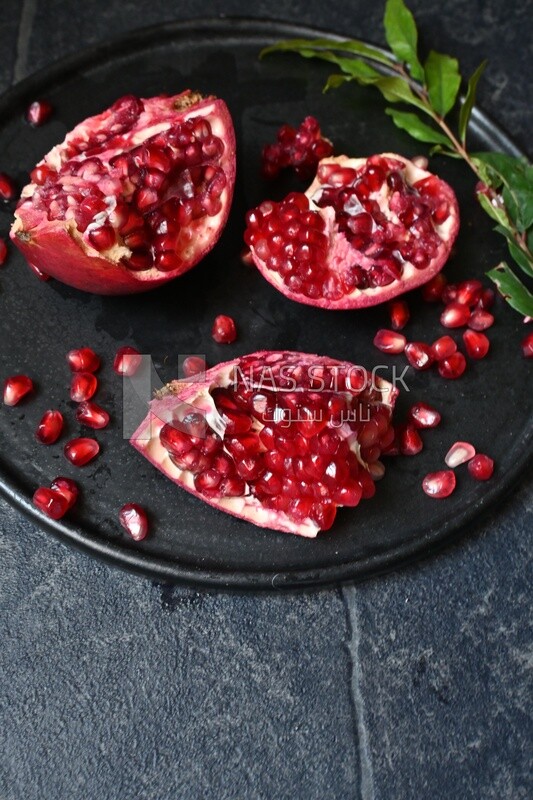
[445,441,476,468]
[438,352,466,379]
[36,409,64,444]
[113,345,142,376]
[64,437,100,466]
[388,299,409,330]
[468,454,494,481]
[373,329,406,354]
[131,351,398,537]
[463,329,490,359]
[422,470,456,499]
[440,302,470,328]
[245,154,459,309]
[431,335,457,361]
[75,400,110,429]
[67,347,100,372]
[212,315,237,344]
[70,372,98,402]
[3,374,33,406]
[399,424,423,456]
[408,402,441,429]
[50,476,79,509]
[261,116,333,179]
[119,503,149,541]
[468,309,494,331]
[404,342,434,371]
[11,91,236,294]
[33,486,70,520]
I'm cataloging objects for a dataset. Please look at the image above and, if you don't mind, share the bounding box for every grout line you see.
[341,584,376,800]
[13,0,38,84]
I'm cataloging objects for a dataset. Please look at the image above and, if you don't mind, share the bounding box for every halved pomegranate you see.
[11,92,236,294]
[245,154,459,309]
[131,351,398,537]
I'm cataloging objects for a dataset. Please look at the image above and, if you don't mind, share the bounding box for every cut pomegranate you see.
[431,335,457,361]
[131,351,398,537]
[212,315,237,344]
[388,299,410,330]
[70,372,98,402]
[468,454,494,481]
[438,352,466,379]
[445,441,476,467]
[262,116,333,179]
[463,329,490,359]
[36,409,64,444]
[32,487,70,520]
[0,238,7,265]
[11,91,236,294]
[25,100,53,126]
[76,400,110,429]
[408,402,441,429]
[421,273,447,302]
[64,437,100,466]
[0,172,16,202]
[404,342,434,370]
[67,347,100,373]
[113,345,142,376]
[183,356,207,377]
[3,374,33,406]
[422,470,456,498]
[468,308,494,331]
[399,424,423,456]
[29,262,50,280]
[440,302,470,328]
[373,329,406,354]
[245,154,459,309]
[521,331,533,358]
[119,503,149,541]
[50,476,79,509]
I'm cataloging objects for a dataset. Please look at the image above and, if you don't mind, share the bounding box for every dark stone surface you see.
[0,1,531,798]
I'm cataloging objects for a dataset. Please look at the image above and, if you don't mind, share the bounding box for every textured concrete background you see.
[1,1,532,798]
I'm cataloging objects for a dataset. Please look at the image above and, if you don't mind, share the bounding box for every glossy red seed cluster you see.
[261,116,333,179]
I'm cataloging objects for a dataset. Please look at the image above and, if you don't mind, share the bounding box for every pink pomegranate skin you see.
[11,92,236,295]
[131,351,398,537]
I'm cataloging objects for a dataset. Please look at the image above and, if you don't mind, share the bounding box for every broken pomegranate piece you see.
[11,91,236,294]
[261,116,333,179]
[245,153,459,309]
[131,351,398,537]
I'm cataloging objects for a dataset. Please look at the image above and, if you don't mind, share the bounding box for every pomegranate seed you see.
[50,477,79,509]
[409,402,441,428]
[241,247,254,267]
[388,299,410,330]
[113,345,142,376]
[32,487,70,520]
[440,302,471,328]
[399,424,423,456]
[431,335,457,361]
[373,329,406,354]
[3,374,33,406]
[421,273,447,302]
[183,356,207,377]
[468,454,494,481]
[36,409,64,444]
[468,308,494,331]
[119,503,149,541]
[422,470,456,498]
[478,288,495,310]
[67,347,100,373]
[70,371,98,402]
[456,279,483,307]
[262,116,333,179]
[64,437,100,467]
[0,172,16,201]
[463,329,490,359]
[25,99,53,126]
[404,342,434,370]
[76,400,110,429]
[441,284,458,304]
[212,315,237,344]
[0,238,7,266]
[445,441,476,467]
[521,331,533,358]
[438,352,466,379]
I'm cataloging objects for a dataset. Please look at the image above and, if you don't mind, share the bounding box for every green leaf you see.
[385,108,450,145]
[372,76,430,114]
[458,60,487,144]
[324,74,353,91]
[384,0,424,80]
[487,262,533,316]
[477,192,510,227]
[494,225,533,279]
[474,152,533,231]
[424,51,461,117]
[429,144,462,158]
[260,38,395,67]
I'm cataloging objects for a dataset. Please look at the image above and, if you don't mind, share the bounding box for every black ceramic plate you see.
[0,19,531,589]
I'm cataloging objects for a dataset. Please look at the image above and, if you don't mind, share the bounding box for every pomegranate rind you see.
[11,91,236,295]
[131,351,398,537]
[249,153,459,309]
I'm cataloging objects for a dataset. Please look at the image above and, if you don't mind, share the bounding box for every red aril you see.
[388,299,410,330]
[0,238,7,265]
[212,315,237,344]
[26,100,53,126]
[64,437,100,466]
[373,329,406,354]
[404,342,434,370]
[32,486,70,519]
[440,302,470,328]
[0,172,16,201]
[3,374,33,406]
[11,92,236,294]
[183,356,207,377]
[468,454,494,481]
[67,347,100,373]
[431,335,457,361]
[70,372,98,402]
[421,273,447,302]
[399,424,423,456]
[468,309,494,331]
[445,440,476,467]
[113,345,142,376]
[262,116,333,179]
[50,476,79,509]
[478,288,495,310]
[75,401,110,429]
[408,402,441,428]
[36,409,64,444]
[456,279,482,307]
[441,284,458,304]
[521,331,533,358]
[422,470,456,498]
[438,352,466,379]
[119,503,149,541]
[463,329,490,359]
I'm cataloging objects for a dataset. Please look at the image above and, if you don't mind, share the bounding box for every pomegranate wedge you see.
[245,153,459,309]
[11,91,236,294]
[131,351,398,537]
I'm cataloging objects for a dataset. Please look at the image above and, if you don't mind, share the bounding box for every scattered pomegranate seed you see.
[35,409,64,444]
[388,299,410,330]
[431,335,457,361]
[67,347,100,373]
[422,470,456,498]
[373,329,406,354]
[440,301,471,328]
[212,315,237,344]
[409,402,441,429]
[478,288,495,310]
[3,374,33,406]
[183,356,207,377]
[456,279,483,307]
[404,342,434,370]
[421,273,447,303]
[119,503,149,541]
[64,437,100,467]
[32,486,70,520]
[113,345,142,376]
[521,332,533,358]
[0,238,7,266]
[445,441,476,467]
[463,329,490,359]
[75,400,110,429]
[26,100,53,126]
[468,308,494,331]
[399,424,423,456]
[438,352,466,379]
[0,172,16,202]
[70,371,98,402]
[50,476,79,509]
[468,454,494,481]
[441,284,458,304]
